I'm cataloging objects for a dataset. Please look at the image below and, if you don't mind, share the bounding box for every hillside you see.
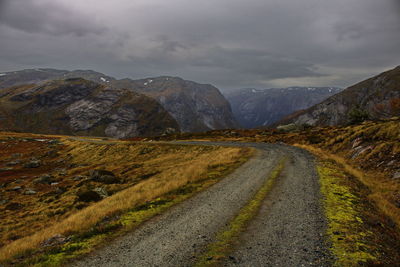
[0,78,179,138]
[0,69,238,133]
[0,132,251,265]
[280,66,400,126]
[225,87,342,128]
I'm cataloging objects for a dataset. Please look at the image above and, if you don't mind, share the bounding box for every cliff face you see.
[0,78,179,138]
[281,66,400,127]
[225,87,342,128]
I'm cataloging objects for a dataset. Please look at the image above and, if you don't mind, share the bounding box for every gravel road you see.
[224,145,331,266]
[72,142,331,267]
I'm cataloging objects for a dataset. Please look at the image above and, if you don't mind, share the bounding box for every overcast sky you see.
[0,0,399,90]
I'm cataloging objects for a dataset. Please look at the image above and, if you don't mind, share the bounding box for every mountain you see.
[0,78,179,138]
[280,66,400,127]
[0,69,116,89]
[0,69,237,132]
[112,77,238,132]
[225,87,342,128]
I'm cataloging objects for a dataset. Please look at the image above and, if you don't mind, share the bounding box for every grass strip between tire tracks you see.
[195,157,286,266]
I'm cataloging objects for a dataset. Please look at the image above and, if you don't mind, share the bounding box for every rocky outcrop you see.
[280,66,400,126]
[225,87,342,128]
[0,78,180,138]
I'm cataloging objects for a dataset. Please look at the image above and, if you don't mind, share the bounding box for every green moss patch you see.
[317,159,400,266]
[318,161,377,266]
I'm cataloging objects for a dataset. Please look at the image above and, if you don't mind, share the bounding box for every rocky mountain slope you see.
[0,69,238,132]
[112,77,238,132]
[225,87,342,128]
[0,78,179,138]
[280,66,400,126]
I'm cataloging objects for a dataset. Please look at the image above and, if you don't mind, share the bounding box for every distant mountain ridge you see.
[0,69,238,133]
[225,86,342,128]
[279,66,400,126]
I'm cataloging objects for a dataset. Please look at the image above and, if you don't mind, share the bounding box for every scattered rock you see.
[93,187,108,198]
[0,167,13,172]
[77,188,103,202]
[10,186,22,191]
[41,234,70,247]
[33,174,54,184]
[6,160,20,166]
[53,187,66,195]
[72,175,87,181]
[24,160,41,168]
[393,171,400,180]
[228,255,238,263]
[24,189,37,195]
[89,169,120,184]
[0,199,9,205]
[48,139,61,145]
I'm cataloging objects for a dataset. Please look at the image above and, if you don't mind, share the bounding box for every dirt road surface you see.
[72,142,331,267]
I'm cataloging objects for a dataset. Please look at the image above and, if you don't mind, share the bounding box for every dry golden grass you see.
[0,134,252,262]
[295,144,400,230]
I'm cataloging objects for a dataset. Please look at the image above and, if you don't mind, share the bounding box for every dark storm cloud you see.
[0,0,398,89]
[0,0,105,36]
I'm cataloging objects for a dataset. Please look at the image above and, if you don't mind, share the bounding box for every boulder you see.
[77,189,103,202]
[24,160,41,168]
[33,174,54,184]
[89,169,120,184]
[393,171,400,180]
[24,189,37,195]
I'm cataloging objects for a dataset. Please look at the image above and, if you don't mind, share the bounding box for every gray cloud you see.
[0,0,399,90]
[0,0,106,36]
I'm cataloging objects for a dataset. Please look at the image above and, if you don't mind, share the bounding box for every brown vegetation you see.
[0,132,252,264]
